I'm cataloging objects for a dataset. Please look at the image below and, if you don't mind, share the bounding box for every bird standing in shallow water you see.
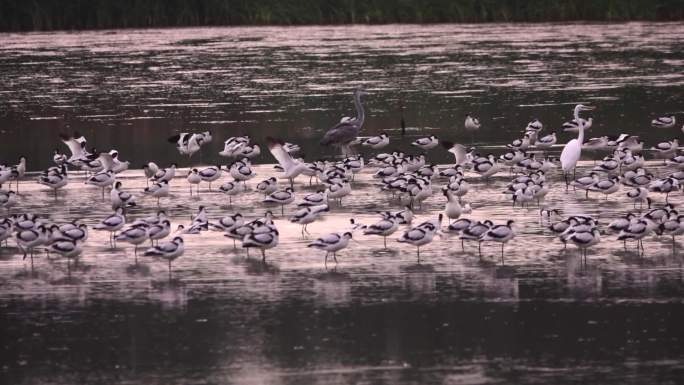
[16,225,48,262]
[263,187,295,215]
[0,191,17,213]
[308,232,353,267]
[111,181,136,210]
[361,216,399,249]
[186,169,201,196]
[320,89,367,156]
[560,104,595,190]
[397,214,442,262]
[115,224,150,262]
[243,227,279,262]
[566,227,601,262]
[464,114,481,143]
[291,204,329,236]
[144,236,185,279]
[94,207,126,248]
[481,220,516,264]
[198,165,222,191]
[144,180,170,206]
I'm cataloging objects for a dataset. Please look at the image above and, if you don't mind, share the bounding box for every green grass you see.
[1,0,682,31]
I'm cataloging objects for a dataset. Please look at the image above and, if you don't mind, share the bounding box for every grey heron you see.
[320,89,367,156]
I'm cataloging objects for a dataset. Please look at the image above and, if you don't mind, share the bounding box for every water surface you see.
[1,23,684,385]
[0,23,683,169]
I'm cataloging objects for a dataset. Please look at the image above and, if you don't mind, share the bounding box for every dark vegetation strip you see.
[1,0,683,32]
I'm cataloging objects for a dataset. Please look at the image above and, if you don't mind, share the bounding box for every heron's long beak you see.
[583,105,596,110]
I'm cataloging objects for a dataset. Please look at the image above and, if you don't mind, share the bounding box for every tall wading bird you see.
[320,89,367,156]
[560,104,595,190]
[464,114,481,143]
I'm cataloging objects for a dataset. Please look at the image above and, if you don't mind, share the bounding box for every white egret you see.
[560,104,595,190]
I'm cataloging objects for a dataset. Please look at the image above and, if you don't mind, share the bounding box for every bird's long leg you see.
[168,260,172,281]
[261,249,266,263]
[383,235,387,249]
[134,245,138,264]
[461,239,465,251]
[416,246,420,263]
[333,252,338,264]
[501,243,504,265]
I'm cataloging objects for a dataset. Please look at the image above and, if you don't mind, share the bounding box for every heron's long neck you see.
[354,93,365,126]
[574,107,584,144]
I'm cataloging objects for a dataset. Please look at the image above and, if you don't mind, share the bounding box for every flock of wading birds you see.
[0,93,683,276]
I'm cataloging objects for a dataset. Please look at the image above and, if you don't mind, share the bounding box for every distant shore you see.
[1,0,683,32]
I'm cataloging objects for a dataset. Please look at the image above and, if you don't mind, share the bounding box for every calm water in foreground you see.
[1,23,684,385]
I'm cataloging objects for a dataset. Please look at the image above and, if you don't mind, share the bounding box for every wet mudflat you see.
[1,160,683,384]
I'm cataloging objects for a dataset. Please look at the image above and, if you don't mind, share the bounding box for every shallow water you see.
[0,23,683,170]
[1,23,684,385]
[2,160,684,385]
